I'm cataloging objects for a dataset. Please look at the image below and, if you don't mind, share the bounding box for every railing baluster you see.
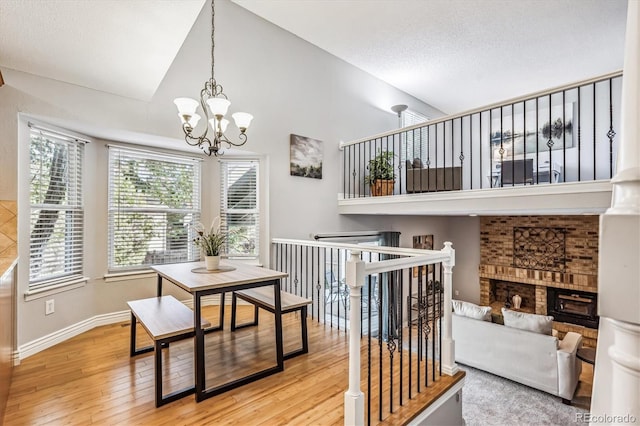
[578,85,582,181]
[480,112,483,189]
[608,77,615,179]
[593,82,597,181]
[562,90,566,183]
[536,97,540,184]
[511,104,515,185]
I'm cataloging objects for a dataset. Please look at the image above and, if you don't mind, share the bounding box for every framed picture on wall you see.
[290,134,323,179]
[413,234,434,278]
[490,102,575,157]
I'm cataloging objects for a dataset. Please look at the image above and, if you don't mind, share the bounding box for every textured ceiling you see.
[0,0,206,101]
[233,0,628,114]
[0,0,628,113]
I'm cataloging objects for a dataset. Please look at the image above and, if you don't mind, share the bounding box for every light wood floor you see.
[4,305,463,426]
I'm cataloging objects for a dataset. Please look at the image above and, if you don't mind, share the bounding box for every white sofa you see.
[452,313,583,402]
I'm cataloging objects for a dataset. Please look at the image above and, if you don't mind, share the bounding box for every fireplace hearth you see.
[547,287,599,329]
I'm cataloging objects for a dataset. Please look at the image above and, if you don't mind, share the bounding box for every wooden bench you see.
[231,287,312,360]
[127,295,210,407]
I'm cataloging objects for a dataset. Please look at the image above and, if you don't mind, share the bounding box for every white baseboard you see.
[17,298,228,362]
[18,310,130,362]
[11,350,20,366]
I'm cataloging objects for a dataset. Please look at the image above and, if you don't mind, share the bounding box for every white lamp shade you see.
[188,113,201,128]
[232,112,253,130]
[209,117,229,133]
[178,113,201,128]
[206,98,231,116]
[174,97,199,115]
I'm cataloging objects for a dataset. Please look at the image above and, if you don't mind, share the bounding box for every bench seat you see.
[127,295,210,407]
[231,287,312,360]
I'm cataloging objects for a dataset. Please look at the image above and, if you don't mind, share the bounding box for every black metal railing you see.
[341,71,622,198]
[271,239,445,423]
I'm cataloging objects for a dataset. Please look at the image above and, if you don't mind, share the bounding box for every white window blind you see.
[29,126,85,289]
[220,160,259,259]
[108,146,201,271]
[401,109,429,164]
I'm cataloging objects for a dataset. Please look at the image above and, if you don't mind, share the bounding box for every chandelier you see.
[174,0,253,156]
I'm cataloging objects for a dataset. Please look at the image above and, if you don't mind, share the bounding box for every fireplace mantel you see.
[479,263,598,293]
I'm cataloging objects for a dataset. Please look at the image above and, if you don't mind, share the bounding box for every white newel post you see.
[591,0,640,423]
[344,250,365,426]
[440,242,459,376]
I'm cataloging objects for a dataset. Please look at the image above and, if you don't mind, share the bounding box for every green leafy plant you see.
[192,219,227,256]
[364,150,396,184]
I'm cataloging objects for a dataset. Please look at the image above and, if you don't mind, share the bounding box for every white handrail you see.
[271,237,448,265]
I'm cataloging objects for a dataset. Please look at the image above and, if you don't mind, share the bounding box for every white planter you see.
[204,255,220,271]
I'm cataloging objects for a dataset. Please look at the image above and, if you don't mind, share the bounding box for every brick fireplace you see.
[479,216,599,347]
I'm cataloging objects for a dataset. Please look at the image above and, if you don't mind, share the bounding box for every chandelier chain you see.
[211,0,215,82]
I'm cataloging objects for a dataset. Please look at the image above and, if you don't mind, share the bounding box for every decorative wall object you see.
[412,234,434,277]
[490,103,575,156]
[513,226,566,272]
[290,134,323,179]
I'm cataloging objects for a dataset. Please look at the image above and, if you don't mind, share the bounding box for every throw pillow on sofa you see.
[501,308,554,335]
[452,299,492,321]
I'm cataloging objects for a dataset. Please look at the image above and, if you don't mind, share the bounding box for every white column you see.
[344,250,365,426]
[608,319,640,421]
[440,242,459,376]
[592,0,640,423]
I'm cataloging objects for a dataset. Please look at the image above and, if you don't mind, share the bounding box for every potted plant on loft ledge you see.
[193,219,227,271]
[365,150,396,196]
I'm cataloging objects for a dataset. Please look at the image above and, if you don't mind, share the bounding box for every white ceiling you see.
[0,0,205,101]
[0,0,628,114]
[233,0,628,113]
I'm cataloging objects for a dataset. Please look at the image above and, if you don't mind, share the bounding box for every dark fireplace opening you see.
[547,287,599,328]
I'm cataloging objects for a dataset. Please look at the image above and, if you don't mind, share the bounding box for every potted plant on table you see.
[364,150,396,196]
[193,218,227,271]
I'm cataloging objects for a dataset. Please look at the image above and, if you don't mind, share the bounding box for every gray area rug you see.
[460,364,588,426]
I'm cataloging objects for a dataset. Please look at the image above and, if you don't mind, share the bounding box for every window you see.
[401,109,429,164]
[108,146,201,272]
[29,126,85,289]
[220,159,259,259]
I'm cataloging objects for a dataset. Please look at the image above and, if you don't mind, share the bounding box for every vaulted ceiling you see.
[0,0,628,113]
[0,0,206,101]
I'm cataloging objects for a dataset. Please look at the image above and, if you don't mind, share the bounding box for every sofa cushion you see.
[412,157,423,169]
[502,308,554,335]
[452,299,492,321]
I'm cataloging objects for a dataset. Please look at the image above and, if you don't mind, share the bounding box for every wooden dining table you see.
[151,261,288,402]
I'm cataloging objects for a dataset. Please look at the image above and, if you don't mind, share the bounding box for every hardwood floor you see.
[4,305,462,425]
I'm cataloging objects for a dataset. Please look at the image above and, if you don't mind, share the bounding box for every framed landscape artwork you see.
[290,134,323,179]
[413,234,434,278]
[490,103,575,156]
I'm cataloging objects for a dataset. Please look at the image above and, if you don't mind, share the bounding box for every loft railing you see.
[341,71,622,198]
[270,238,457,425]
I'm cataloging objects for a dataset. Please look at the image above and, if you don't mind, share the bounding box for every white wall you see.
[2,0,445,349]
[371,215,481,304]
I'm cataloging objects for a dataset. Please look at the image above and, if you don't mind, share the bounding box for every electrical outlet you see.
[45,299,55,315]
[455,290,460,296]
